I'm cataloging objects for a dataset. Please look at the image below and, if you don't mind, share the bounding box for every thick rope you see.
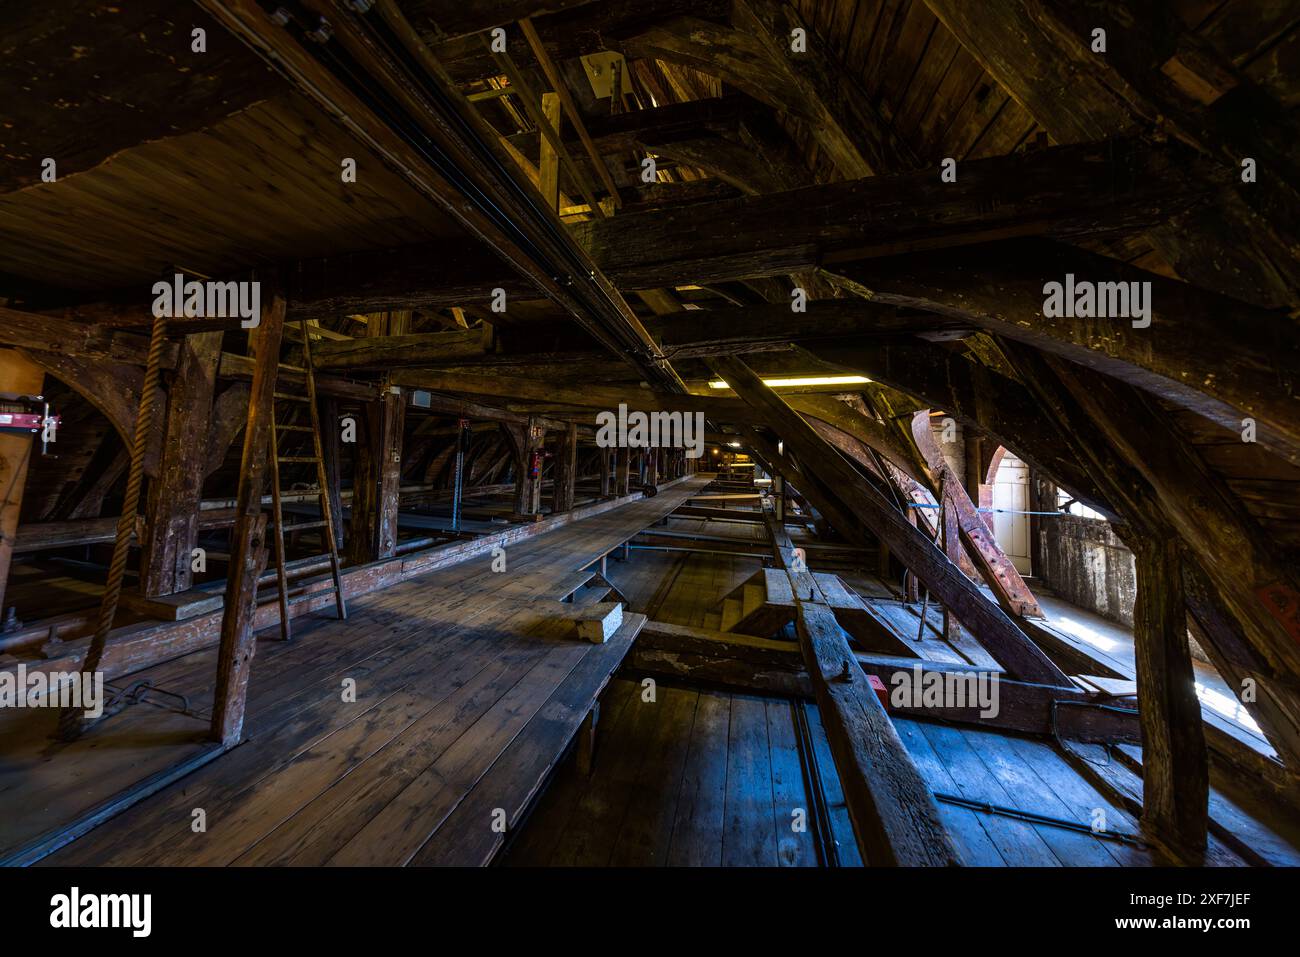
[57,311,170,740]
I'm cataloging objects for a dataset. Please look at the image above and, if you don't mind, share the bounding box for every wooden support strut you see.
[1130,533,1210,856]
[763,500,960,865]
[210,292,285,747]
[711,356,1070,687]
[519,17,622,208]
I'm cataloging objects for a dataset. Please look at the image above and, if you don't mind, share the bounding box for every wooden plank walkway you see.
[27,476,711,866]
[503,680,840,867]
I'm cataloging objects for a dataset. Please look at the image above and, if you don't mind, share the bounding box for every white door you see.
[992,453,1031,574]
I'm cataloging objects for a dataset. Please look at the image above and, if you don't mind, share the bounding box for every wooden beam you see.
[732,0,919,176]
[310,330,485,371]
[1130,533,1209,855]
[1000,341,1300,774]
[552,422,578,512]
[391,369,760,423]
[763,502,960,865]
[98,138,1207,324]
[799,336,1112,515]
[1037,354,1300,769]
[218,352,378,402]
[577,93,767,155]
[16,349,153,472]
[835,240,1300,465]
[0,304,167,367]
[645,299,968,359]
[349,388,405,563]
[505,417,545,516]
[404,0,605,42]
[920,0,1299,310]
[520,16,622,206]
[538,91,562,212]
[570,137,1219,288]
[615,445,631,497]
[907,411,1044,619]
[195,0,669,385]
[635,619,1142,741]
[426,0,731,85]
[210,291,284,747]
[140,331,223,597]
[485,39,606,217]
[711,355,1070,687]
[207,383,251,476]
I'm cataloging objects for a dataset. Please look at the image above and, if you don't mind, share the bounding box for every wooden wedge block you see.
[574,602,624,644]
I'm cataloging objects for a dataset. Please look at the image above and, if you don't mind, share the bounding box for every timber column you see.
[615,446,630,496]
[508,417,544,516]
[0,350,44,616]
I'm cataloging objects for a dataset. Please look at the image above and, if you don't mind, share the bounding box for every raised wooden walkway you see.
[21,475,711,866]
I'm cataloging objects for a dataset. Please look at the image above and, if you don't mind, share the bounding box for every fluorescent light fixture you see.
[727,441,741,448]
[707,375,871,389]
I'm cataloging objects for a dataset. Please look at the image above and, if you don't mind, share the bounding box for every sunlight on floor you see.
[1055,616,1118,653]
[1196,681,1262,734]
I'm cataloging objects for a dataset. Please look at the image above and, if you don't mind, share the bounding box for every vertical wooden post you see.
[1131,533,1209,855]
[598,448,612,497]
[211,293,285,747]
[576,702,600,776]
[0,350,43,616]
[552,421,577,513]
[347,401,380,564]
[318,394,344,550]
[141,331,223,596]
[376,387,403,559]
[539,92,562,212]
[510,417,543,516]
[348,387,403,563]
[615,445,630,496]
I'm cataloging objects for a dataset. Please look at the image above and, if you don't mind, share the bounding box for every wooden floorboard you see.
[33,477,708,866]
[23,477,1295,868]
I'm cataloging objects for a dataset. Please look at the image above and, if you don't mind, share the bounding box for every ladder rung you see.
[273,392,310,402]
[279,520,327,531]
[276,424,314,432]
[278,456,321,463]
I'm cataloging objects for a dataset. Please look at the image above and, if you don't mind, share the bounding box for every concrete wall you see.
[1036,514,1137,627]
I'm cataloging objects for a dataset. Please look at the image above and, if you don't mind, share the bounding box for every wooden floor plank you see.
[803,704,864,867]
[892,717,1007,866]
[35,479,708,866]
[958,726,1122,866]
[411,615,647,867]
[500,678,639,866]
[722,694,777,866]
[607,685,699,866]
[667,691,732,866]
[765,698,817,867]
[917,721,1063,866]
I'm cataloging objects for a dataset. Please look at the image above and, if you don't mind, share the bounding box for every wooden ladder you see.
[262,319,347,639]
